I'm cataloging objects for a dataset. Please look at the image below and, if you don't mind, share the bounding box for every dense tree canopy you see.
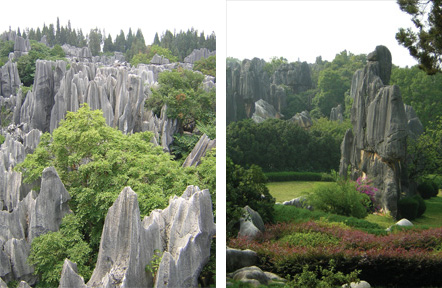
[396,0,442,74]
[227,118,350,173]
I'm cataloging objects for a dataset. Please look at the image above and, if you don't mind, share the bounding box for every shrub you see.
[281,232,340,248]
[417,181,437,199]
[308,180,369,219]
[398,197,419,220]
[0,134,5,145]
[355,177,380,213]
[412,194,426,218]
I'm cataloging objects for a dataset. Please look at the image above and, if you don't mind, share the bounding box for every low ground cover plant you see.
[229,220,442,287]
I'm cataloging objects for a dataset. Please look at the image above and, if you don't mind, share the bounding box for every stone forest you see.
[0,24,216,288]
[226,45,442,287]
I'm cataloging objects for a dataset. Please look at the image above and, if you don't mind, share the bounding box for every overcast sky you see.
[227,0,419,67]
[0,0,217,46]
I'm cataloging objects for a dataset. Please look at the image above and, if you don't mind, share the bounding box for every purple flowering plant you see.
[355,176,380,212]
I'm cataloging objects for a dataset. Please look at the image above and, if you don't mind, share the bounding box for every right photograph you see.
[226,1,442,287]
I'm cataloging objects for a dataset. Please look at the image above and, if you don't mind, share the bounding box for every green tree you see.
[396,0,442,74]
[147,68,215,133]
[146,44,178,63]
[103,34,114,53]
[226,158,275,237]
[263,56,288,76]
[88,28,102,56]
[28,214,92,287]
[17,104,199,253]
[114,30,126,52]
[193,55,216,77]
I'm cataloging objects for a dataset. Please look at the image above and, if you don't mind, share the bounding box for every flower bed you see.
[229,221,442,287]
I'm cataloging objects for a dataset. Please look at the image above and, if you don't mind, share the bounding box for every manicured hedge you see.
[264,171,334,182]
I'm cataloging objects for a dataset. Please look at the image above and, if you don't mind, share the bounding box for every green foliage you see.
[147,68,215,132]
[407,116,442,180]
[170,133,200,161]
[263,56,288,76]
[226,158,275,237]
[0,40,14,65]
[418,180,438,199]
[398,197,419,220]
[15,41,67,86]
[412,194,427,218]
[17,104,199,254]
[146,44,178,63]
[282,88,317,119]
[28,214,92,287]
[396,0,442,74]
[0,134,5,145]
[390,65,442,128]
[193,55,216,77]
[281,232,340,248]
[145,249,162,280]
[307,180,370,219]
[227,118,346,173]
[130,52,150,67]
[286,260,360,288]
[88,28,102,56]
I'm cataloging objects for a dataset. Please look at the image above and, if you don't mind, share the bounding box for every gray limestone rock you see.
[13,37,30,58]
[339,46,410,218]
[17,281,31,288]
[29,167,71,242]
[59,259,87,288]
[330,104,344,122]
[4,238,36,284]
[343,281,371,288]
[404,104,424,139]
[1,61,21,97]
[182,134,216,167]
[238,206,265,239]
[184,48,215,64]
[226,248,258,273]
[150,54,170,65]
[87,185,215,288]
[290,110,312,129]
[272,62,313,94]
[0,277,7,288]
[228,266,270,287]
[251,99,278,123]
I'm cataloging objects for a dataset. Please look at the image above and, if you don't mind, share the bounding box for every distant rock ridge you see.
[227,58,313,124]
[339,45,421,218]
[184,48,215,64]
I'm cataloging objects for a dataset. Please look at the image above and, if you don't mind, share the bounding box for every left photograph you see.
[0,1,216,287]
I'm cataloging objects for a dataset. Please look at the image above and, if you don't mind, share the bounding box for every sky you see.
[0,0,217,46]
[227,0,419,67]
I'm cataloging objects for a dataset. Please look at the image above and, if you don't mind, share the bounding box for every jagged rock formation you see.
[227,266,286,287]
[289,110,313,129]
[339,46,411,218]
[227,58,313,124]
[13,37,30,59]
[182,134,216,167]
[184,48,215,64]
[238,206,265,239]
[150,54,170,65]
[251,99,279,123]
[65,185,215,288]
[61,45,125,65]
[330,104,344,122]
[0,61,21,97]
[59,259,87,288]
[404,104,424,139]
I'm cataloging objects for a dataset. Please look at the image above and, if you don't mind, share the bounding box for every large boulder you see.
[226,248,258,272]
[251,99,278,123]
[339,46,414,218]
[290,110,313,129]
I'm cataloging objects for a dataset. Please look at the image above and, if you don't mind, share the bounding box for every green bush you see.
[281,232,340,248]
[307,180,369,219]
[412,194,426,218]
[398,197,419,220]
[0,134,5,145]
[417,181,437,199]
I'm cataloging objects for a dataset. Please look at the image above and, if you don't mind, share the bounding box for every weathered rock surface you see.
[59,259,87,288]
[251,99,278,123]
[290,110,313,128]
[404,104,424,139]
[238,206,265,239]
[13,37,30,58]
[226,248,258,273]
[0,61,21,97]
[339,46,413,218]
[84,185,215,288]
[343,281,371,288]
[184,48,215,64]
[150,54,170,65]
[227,266,286,287]
[182,134,216,167]
[330,104,344,122]
[227,58,313,124]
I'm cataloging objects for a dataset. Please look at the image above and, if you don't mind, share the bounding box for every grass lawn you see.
[267,181,334,202]
[269,180,442,229]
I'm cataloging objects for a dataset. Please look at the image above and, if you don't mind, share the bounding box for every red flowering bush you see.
[229,221,442,287]
[355,177,380,213]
